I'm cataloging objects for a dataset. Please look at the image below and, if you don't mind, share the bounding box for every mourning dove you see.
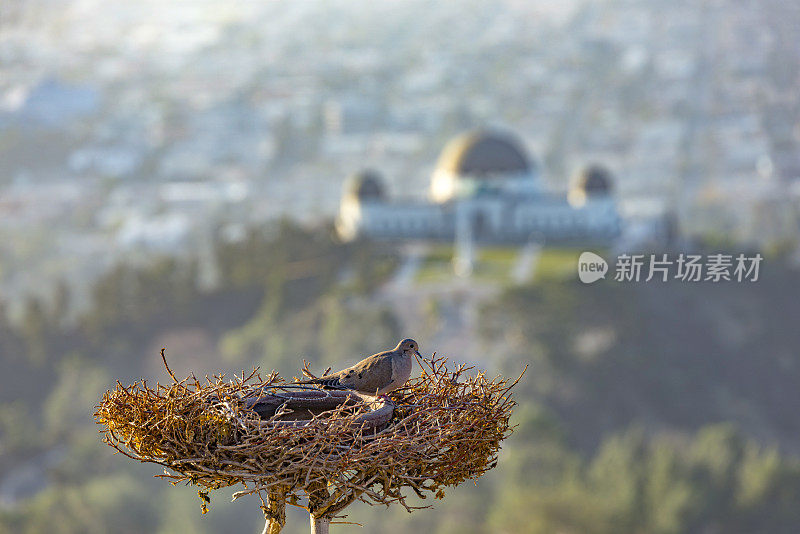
[296,339,420,396]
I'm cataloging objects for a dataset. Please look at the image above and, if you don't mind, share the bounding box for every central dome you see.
[435,130,531,177]
[430,130,537,202]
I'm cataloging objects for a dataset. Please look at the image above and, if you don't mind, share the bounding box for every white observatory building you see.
[336,130,621,245]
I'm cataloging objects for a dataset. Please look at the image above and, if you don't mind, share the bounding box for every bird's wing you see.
[338,351,394,393]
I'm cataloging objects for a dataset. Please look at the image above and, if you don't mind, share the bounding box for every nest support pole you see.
[307,480,334,534]
[310,515,331,534]
[305,479,360,534]
[261,488,287,534]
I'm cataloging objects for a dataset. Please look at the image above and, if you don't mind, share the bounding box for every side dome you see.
[576,165,613,195]
[345,169,385,201]
[435,130,531,177]
[568,165,614,207]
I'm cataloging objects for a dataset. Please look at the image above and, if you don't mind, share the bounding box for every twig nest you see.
[95,357,521,513]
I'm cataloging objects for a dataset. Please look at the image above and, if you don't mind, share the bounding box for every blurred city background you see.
[2,0,800,532]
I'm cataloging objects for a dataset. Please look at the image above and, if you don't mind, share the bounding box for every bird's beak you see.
[415,350,422,359]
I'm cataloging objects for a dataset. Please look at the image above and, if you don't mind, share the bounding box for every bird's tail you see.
[294,377,345,389]
[294,378,320,385]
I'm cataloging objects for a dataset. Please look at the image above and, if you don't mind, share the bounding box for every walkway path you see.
[512,241,541,284]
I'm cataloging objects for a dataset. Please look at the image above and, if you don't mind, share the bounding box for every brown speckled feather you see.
[333,351,394,393]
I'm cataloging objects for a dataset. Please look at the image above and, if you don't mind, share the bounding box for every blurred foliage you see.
[43,355,107,440]
[481,263,800,452]
[0,402,38,467]
[3,226,800,533]
[12,473,157,534]
[485,422,800,534]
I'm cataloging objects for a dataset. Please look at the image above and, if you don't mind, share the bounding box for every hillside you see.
[2,226,800,533]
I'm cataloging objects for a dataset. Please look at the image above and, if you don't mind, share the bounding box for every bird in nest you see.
[296,338,421,397]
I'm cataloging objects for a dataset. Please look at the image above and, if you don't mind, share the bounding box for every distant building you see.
[4,78,100,128]
[336,130,621,245]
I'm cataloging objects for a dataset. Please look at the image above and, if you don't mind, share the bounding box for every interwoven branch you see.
[94,352,522,518]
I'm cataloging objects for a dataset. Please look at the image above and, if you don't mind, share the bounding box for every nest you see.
[94,351,522,523]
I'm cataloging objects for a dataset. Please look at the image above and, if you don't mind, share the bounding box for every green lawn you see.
[415,245,457,283]
[532,248,580,282]
[415,245,519,283]
[413,246,608,285]
[474,247,519,281]
[532,248,612,283]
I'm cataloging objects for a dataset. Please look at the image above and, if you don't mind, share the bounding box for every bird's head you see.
[397,338,421,358]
